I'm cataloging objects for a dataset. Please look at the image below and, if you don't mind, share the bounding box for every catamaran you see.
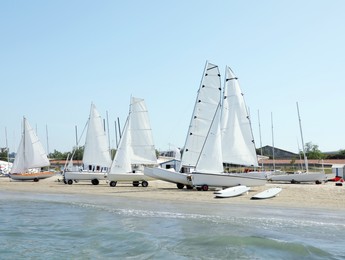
[63,103,112,185]
[107,97,157,187]
[145,62,267,190]
[144,61,221,189]
[9,117,54,182]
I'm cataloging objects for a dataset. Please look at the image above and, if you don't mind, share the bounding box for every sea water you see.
[0,191,344,260]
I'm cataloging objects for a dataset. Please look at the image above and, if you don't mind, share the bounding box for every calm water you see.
[0,191,344,260]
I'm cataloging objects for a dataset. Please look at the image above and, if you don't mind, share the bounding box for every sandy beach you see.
[1,174,344,211]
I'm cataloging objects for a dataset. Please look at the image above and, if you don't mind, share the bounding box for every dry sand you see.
[1,174,345,211]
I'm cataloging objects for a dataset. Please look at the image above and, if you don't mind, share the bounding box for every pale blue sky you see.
[1,0,344,154]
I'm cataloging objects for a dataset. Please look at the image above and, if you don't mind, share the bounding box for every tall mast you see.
[257,110,263,168]
[271,112,275,171]
[296,102,308,172]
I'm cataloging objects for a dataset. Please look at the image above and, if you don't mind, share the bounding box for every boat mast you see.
[271,112,275,171]
[296,102,308,172]
[257,110,263,168]
[46,124,49,156]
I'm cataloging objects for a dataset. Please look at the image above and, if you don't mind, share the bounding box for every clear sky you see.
[1,0,344,155]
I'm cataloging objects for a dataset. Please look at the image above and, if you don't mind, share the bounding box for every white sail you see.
[128,97,157,165]
[221,66,258,167]
[181,61,221,168]
[195,103,223,173]
[110,97,157,174]
[10,117,50,173]
[110,117,132,174]
[82,103,112,168]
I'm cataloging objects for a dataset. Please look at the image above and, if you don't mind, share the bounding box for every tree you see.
[302,142,325,159]
[0,148,8,162]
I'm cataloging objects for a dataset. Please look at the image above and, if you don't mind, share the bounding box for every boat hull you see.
[214,185,251,198]
[9,171,55,181]
[64,171,107,182]
[251,187,282,199]
[107,171,153,182]
[144,167,192,186]
[191,172,267,188]
[268,172,326,183]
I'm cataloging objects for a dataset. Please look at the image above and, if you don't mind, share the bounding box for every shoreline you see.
[1,175,344,212]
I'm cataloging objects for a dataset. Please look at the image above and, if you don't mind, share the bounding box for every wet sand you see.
[1,174,344,211]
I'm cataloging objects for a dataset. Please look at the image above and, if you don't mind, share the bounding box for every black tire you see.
[133,181,140,187]
[176,183,184,189]
[67,179,73,185]
[109,181,117,187]
[315,180,321,184]
[63,179,67,184]
[186,185,193,190]
[202,185,209,191]
[33,178,39,182]
[142,181,148,187]
[91,179,99,185]
[291,179,296,184]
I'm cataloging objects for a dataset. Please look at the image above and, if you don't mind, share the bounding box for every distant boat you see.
[189,66,267,191]
[63,103,112,185]
[9,117,54,182]
[267,102,326,184]
[144,61,221,189]
[214,185,250,198]
[107,97,157,187]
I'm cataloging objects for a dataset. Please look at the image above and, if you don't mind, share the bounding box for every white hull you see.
[108,171,153,182]
[64,171,107,181]
[144,167,192,186]
[214,185,250,198]
[268,172,326,183]
[191,172,267,188]
[9,171,55,181]
[251,187,282,199]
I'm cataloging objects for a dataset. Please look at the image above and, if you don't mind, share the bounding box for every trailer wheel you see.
[67,179,73,185]
[176,183,184,189]
[91,179,99,185]
[202,185,209,191]
[133,181,140,187]
[33,178,39,182]
[109,181,117,187]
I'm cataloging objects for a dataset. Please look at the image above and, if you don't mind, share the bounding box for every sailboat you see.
[107,97,157,187]
[144,61,221,189]
[268,102,326,184]
[9,117,54,182]
[189,66,267,190]
[63,103,112,185]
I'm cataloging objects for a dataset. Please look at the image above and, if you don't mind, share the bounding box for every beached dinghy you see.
[9,117,54,182]
[214,185,250,198]
[251,187,282,200]
[63,103,112,185]
[107,97,157,187]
